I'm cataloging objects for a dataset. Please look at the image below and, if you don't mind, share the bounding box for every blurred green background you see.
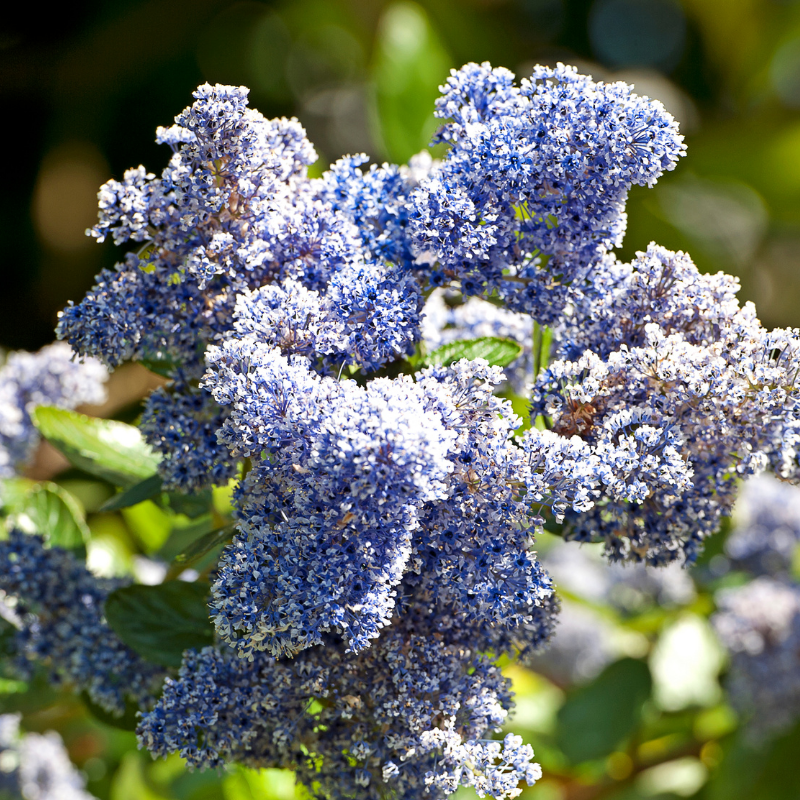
[3,1,800,799]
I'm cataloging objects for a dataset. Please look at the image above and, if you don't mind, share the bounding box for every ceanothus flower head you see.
[204,343,456,657]
[532,284,800,564]
[403,361,558,660]
[138,608,541,799]
[318,152,433,273]
[0,531,164,715]
[726,473,800,578]
[555,244,742,361]
[0,714,97,800]
[138,380,238,492]
[45,68,800,800]
[409,62,686,321]
[713,577,800,742]
[0,343,107,479]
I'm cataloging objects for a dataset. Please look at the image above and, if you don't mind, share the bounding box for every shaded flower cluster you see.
[0,531,164,715]
[711,475,800,742]
[0,343,106,479]
[0,713,97,800]
[725,473,800,578]
[713,578,800,742]
[139,609,540,800]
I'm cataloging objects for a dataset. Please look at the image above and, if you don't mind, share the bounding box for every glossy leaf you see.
[173,524,235,568]
[81,691,141,732]
[1,478,90,551]
[32,406,160,487]
[556,657,652,763]
[104,581,214,668]
[100,473,164,512]
[423,337,524,369]
[162,488,213,519]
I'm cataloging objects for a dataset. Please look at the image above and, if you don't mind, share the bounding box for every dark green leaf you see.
[100,473,164,512]
[706,721,800,800]
[162,488,213,519]
[104,581,214,667]
[423,337,523,369]
[0,670,59,715]
[173,524,235,567]
[1,478,89,551]
[81,691,141,731]
[32,406,160,487]
[0,618,17,660]
[139,355,179,378]
[157,516,216,562]
[556,657,652,763]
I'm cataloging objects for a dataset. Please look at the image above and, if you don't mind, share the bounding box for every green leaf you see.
[173,524,235,568]
[706,721,800,800]
[0,617,17,660]
[81,691,141,731]
[162,488,213,519]
[32,406,160,487]
[104,581,214,667]
[1,478,90,551]
[157,516,216,562]
[121,501,173,554]
[100,473,164,512]
[372,2,452,162]
[423,337,524,369]
[556,658,652,763]
[139,355,179,378]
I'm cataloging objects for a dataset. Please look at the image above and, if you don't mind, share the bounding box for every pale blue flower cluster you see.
[712,475,800,741]
[0,343,106,479]
[0,531,164,715]
[532,244,800,564]
[38,61,800,799]
[0,713,97,800]
[726,473,800,577]
[713,578,800,742]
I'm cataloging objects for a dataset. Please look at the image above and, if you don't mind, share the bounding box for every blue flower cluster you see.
[409,63,685,322]
[140,615,541,799]
[726,473,800,577]
[0,713,97,800]
[713,577,800,742]
[38,61,800,798]
[0,531,164,715]
[532,244,800,564]
[0,343,106,479]
[711,474,800,742]
[57,84,425,491]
